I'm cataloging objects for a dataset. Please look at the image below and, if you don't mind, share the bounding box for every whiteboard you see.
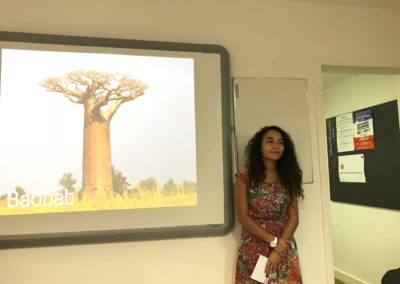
[0,31,233,248]
[233,77,313,184]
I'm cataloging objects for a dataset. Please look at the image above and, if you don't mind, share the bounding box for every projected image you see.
[0,49,197,216]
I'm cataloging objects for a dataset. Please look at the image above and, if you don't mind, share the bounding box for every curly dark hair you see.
[245,125,304,199]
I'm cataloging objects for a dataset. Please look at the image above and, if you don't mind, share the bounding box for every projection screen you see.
[0,31,233,248]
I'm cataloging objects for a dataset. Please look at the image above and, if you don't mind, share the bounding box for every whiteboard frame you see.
[0,31,233,249]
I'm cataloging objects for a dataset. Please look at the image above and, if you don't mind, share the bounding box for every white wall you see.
[1,0,400,283]
[324,74,400,284]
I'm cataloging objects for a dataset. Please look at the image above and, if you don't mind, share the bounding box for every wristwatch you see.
[269,236,278,248]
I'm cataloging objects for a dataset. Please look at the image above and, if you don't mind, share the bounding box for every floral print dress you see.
[235,169,302,284]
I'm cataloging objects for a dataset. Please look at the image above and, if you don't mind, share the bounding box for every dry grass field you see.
[0,185,197,216]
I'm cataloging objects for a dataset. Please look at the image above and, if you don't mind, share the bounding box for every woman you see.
[235,126,303,283]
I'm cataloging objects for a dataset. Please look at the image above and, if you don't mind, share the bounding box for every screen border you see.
[0,31,233,249]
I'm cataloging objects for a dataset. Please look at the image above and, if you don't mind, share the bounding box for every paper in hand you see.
[250,254,269,283]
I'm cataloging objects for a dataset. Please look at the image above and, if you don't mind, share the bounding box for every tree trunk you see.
[82,103,113,200]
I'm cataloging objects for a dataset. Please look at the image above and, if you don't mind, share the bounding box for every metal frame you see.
[0,31,233,249]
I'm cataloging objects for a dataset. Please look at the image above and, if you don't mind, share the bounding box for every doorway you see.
[321,66,400,284]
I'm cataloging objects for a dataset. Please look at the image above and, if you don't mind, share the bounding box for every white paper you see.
[336,113,355,152]
[251,254,269,283]
[338,154,366,183]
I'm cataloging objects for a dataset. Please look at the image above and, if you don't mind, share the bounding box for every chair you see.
[382,268,400,284]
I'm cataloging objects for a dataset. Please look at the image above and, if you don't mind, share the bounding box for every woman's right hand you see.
[265,250,281,276]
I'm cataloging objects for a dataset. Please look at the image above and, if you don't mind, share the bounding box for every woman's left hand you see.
[264,250,281,276]
[276,238,290,252]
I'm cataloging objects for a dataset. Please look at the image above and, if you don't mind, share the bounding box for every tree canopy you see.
[41,70,148,122]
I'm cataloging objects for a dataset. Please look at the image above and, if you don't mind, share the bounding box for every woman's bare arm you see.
[235,177,276,244]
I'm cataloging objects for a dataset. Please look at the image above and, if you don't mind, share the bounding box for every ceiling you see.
[322,67,400,89]
[322,73,357,89]
[284,0,400,10]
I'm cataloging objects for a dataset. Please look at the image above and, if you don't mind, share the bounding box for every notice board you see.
[326,100,400,210]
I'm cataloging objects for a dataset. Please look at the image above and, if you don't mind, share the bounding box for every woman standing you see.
[235,126,303,283]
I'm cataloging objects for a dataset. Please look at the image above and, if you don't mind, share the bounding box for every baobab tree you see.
[41,70,147,200]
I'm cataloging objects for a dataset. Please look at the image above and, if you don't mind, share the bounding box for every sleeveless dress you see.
[235,169,302,284]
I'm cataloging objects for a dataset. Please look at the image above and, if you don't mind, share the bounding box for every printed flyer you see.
[353,108,375,150]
